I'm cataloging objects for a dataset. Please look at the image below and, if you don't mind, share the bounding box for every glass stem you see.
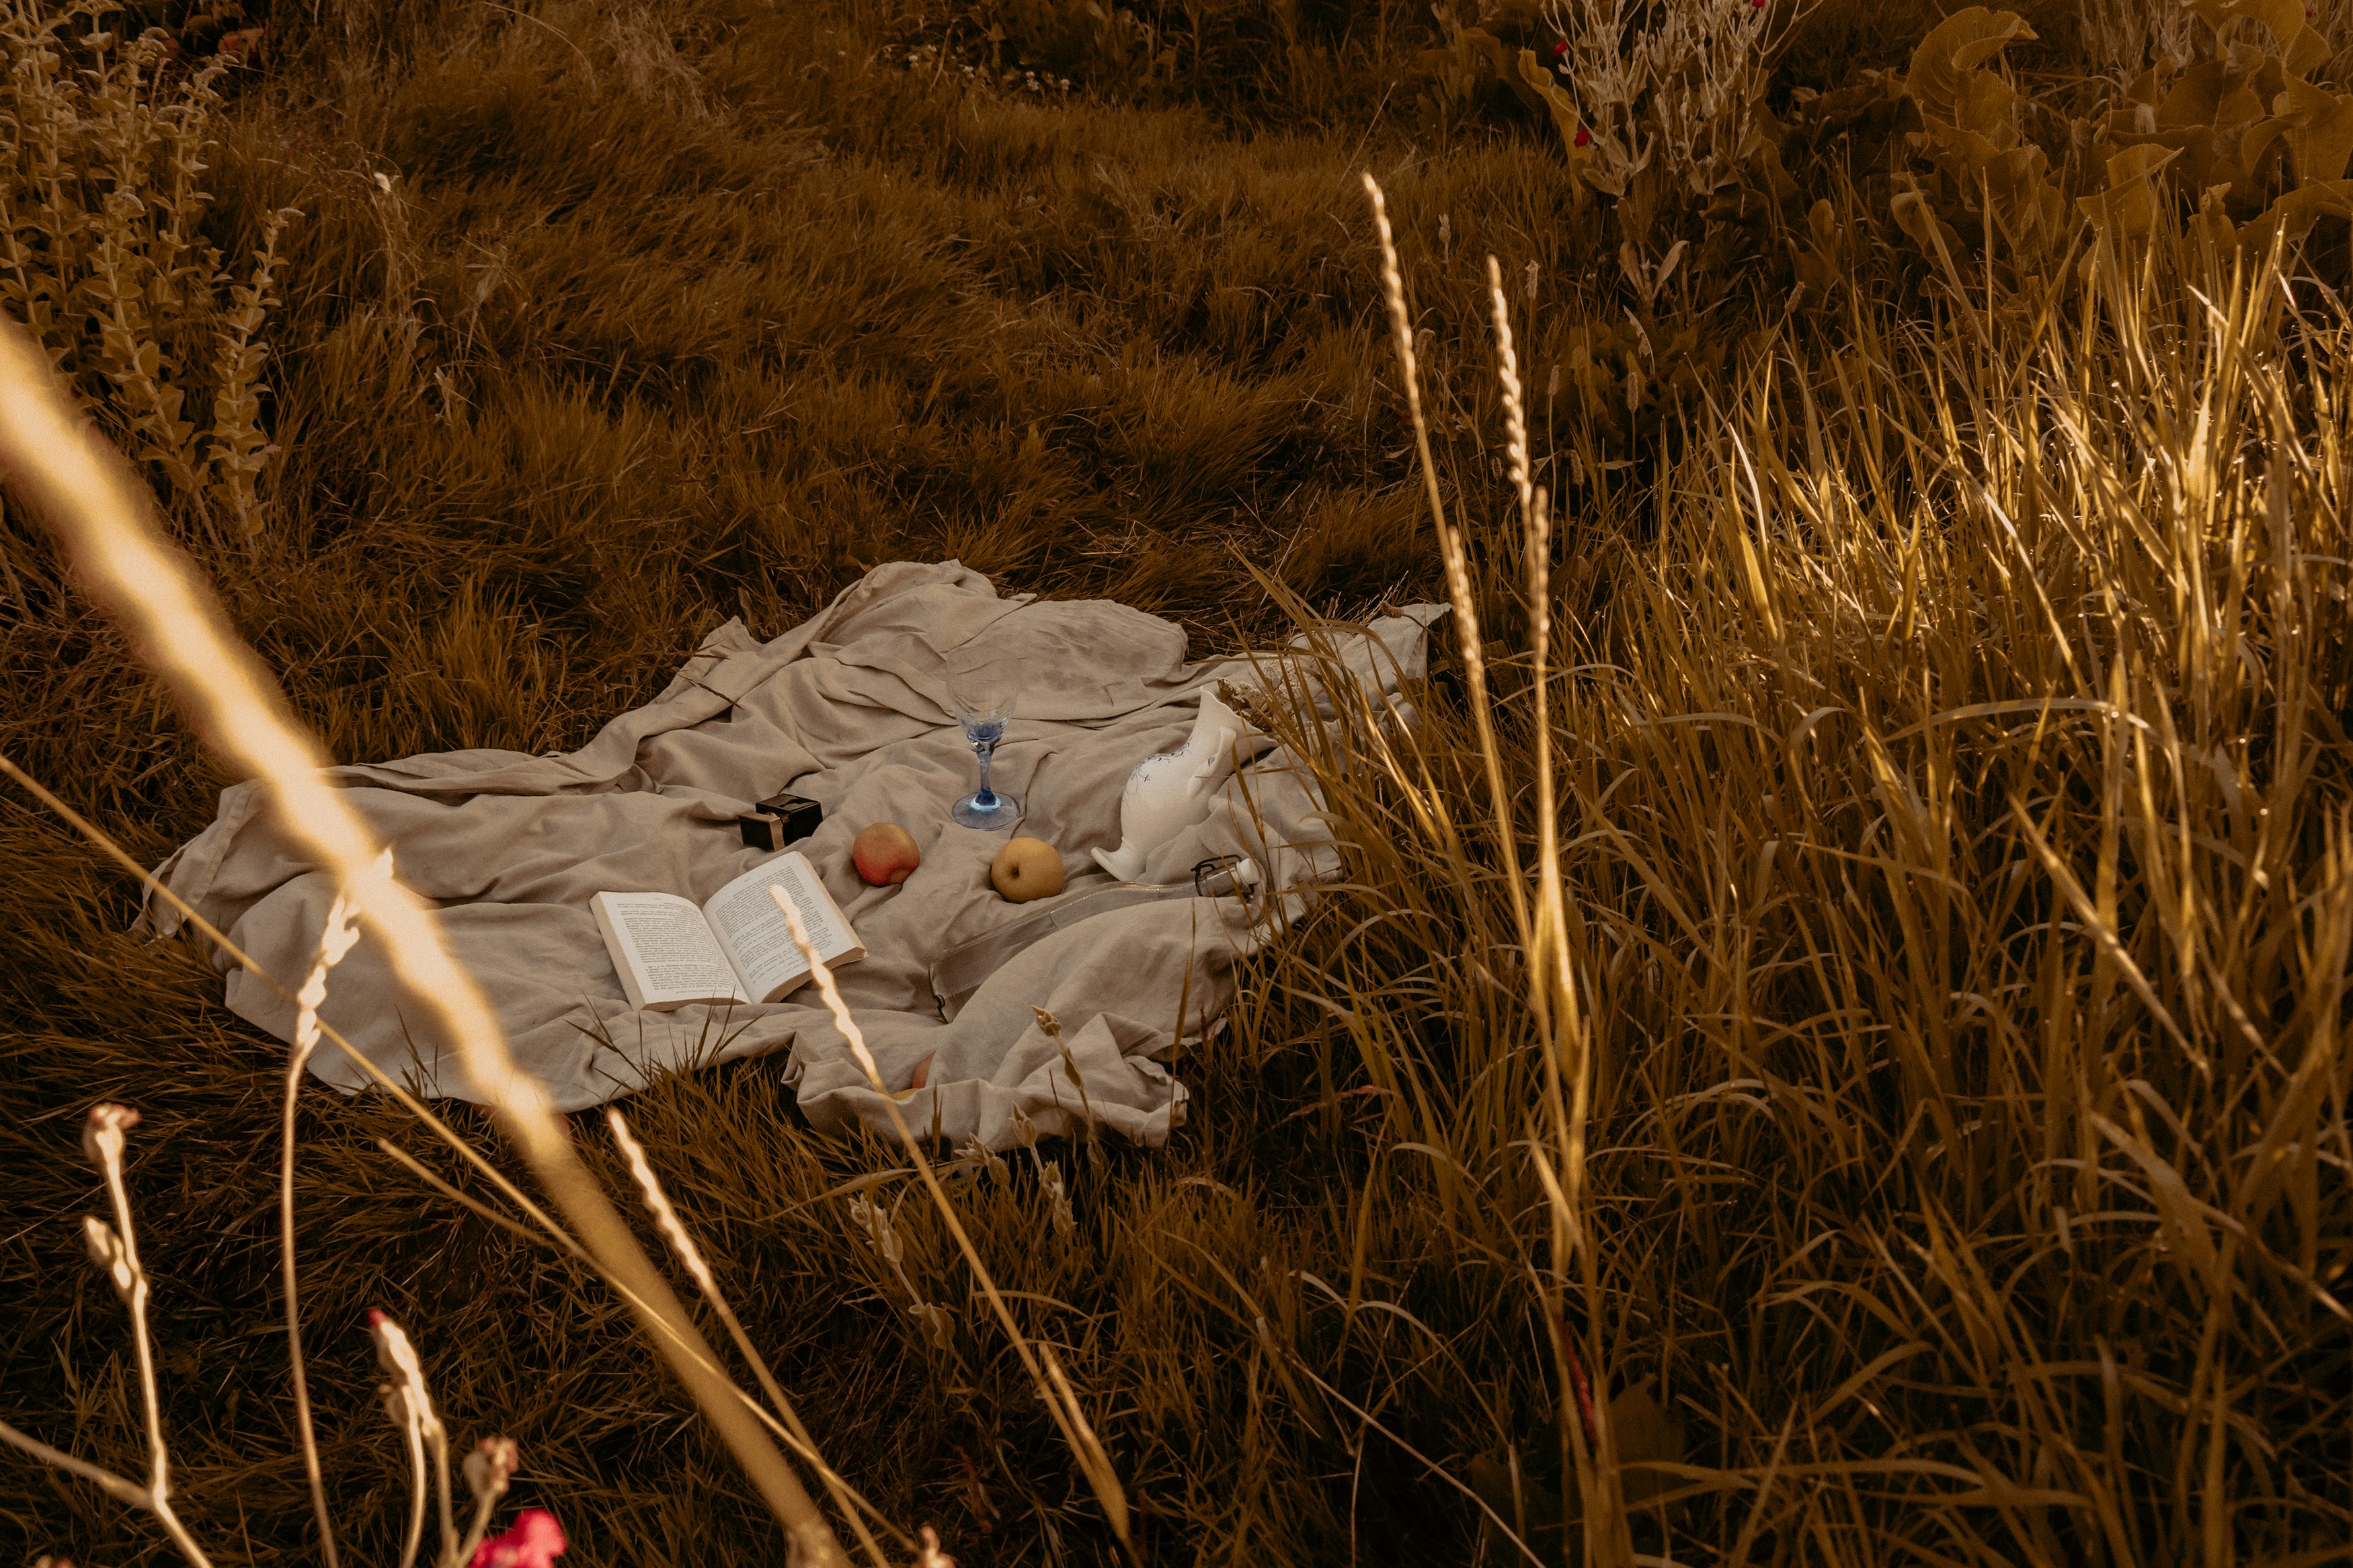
[973,741,996,805]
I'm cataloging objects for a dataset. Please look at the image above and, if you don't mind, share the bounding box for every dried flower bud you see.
[81,1215,116,1270]
[366,1308,443,1438]
[848,1195,903,1267]
[912,1524,957,1567]
[909,1300,957,1351]
[959,1135,1009,1184]
[367,1308,409,1374]
[81,1216,132,1296]
[1028,1005,1062,1039]
[1008,1104,1039,1149]
[464,1436,521,1502]
[82,1104,138,1169]
[1040,1163,1076,1240]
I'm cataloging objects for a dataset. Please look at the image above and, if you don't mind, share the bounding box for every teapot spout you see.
[1092,842,1147,882]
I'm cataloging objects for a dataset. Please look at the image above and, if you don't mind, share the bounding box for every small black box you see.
[737,792,824,852]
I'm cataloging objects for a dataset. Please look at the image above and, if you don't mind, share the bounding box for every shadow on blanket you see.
[143,562,1443,1151]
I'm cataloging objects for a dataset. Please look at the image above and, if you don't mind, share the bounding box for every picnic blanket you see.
[145,561,1443,1150]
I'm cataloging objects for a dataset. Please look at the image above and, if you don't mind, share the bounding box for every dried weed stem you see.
[768,884,1137,1560]
[0,315,847,1565]
[607,1107,901,1567]
[1361,174,1531,952]
[284,868,370,1568]
[0,1108,218,1567]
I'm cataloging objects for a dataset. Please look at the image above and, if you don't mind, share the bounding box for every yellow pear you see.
[990,836,1064,902]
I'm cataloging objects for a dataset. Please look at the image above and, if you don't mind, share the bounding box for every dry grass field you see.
[4,0,2351,1563]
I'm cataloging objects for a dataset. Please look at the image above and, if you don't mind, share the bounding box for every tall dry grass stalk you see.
[606,1105,905,1568]
[0,1104,217,1565]
[0,753,861,1495]
[0,749,908,1557]
[768,884,1138,1561]
[0,314,852,1564]
[1485,247,1615,1567]
[1252,193,2353,1559]
[1360,173,1529,949]
[1364,173,1631,1562]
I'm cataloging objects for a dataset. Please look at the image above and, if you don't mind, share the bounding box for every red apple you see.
[852,821,920,886]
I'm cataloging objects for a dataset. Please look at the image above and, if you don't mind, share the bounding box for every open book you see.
[590,852,863,1011]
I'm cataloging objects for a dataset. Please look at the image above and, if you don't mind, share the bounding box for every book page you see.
[591,892,746,1009]
[702,852,861,1003]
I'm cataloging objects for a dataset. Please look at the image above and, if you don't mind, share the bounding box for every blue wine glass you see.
[947,657,1022,830]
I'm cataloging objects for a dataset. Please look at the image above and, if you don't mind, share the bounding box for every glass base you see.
[952,788,1023,830]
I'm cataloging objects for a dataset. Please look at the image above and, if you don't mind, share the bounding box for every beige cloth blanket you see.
[146,562,1442,1150]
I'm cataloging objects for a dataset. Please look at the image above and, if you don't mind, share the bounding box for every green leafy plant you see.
[1412,0,1550,128]
[1885,7,2069,266]
[1875,2,2353,284]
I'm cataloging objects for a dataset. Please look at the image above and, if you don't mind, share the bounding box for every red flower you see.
[1574,127,1591,147]
[471,1510,566,1568]
[1551,38,1568,58]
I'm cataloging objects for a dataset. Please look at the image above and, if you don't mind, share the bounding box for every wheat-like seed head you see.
[1359,175,1531,957]
[606,1108,719,1298]
[1359,174,1429,437]
[764,894,1137,1551]
[1486,253,1533,533]
[766,885,885,1089]
[290,856,376,1066]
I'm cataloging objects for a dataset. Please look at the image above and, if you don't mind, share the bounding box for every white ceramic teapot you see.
[1092,688,1248,882]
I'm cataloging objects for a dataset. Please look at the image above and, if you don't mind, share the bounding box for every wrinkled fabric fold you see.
[146,561,1442,1149]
